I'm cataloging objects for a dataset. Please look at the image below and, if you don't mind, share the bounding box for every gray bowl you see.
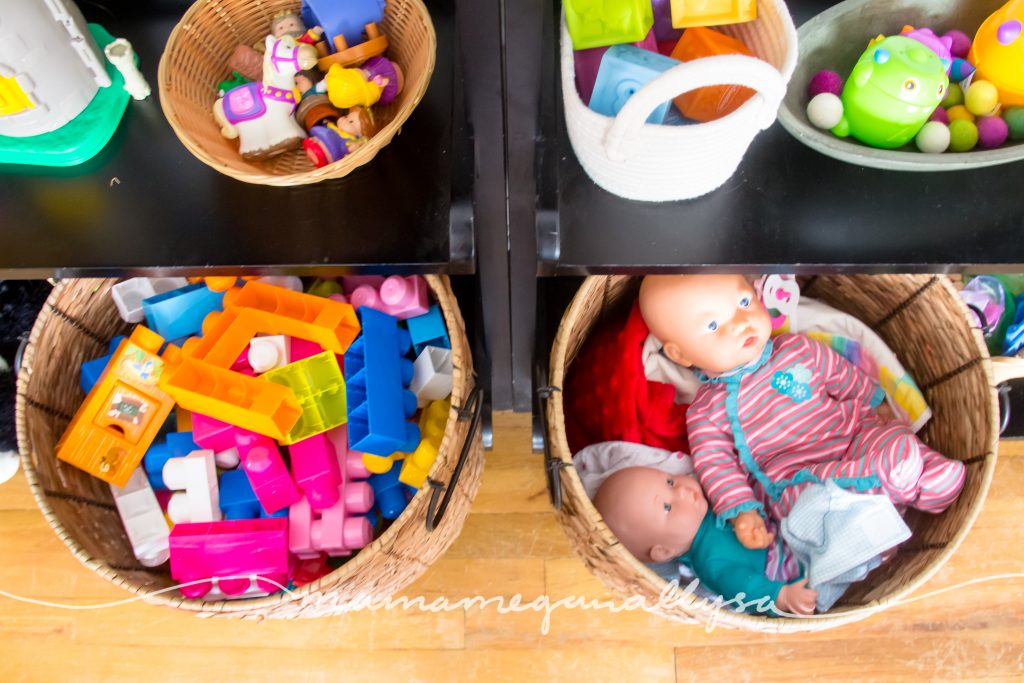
[778,0,1024,171]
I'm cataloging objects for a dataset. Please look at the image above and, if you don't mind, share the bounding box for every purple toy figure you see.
[361,56,404,105]
[574,29,658,105]
[902,26,954,74]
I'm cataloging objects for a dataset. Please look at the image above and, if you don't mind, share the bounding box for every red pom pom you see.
[807,70,843,99]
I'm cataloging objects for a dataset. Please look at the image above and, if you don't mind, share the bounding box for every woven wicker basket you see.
[16,275,483,618]
[158,0,436,186]
[544,274,1015,632]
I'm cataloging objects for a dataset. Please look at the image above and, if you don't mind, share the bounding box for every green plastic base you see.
[0,24,133,167]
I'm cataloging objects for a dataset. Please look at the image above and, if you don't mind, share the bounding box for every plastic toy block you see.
[159,356,302,441]
[361,450,402,474]
[289,432,342,510]
[669,0,756,29]
[109,467,170,567]
[575,29,658,105]
[589,44,682,123]
[347,275,429,320]
[111,277,188,323]
[143,431,199,490]
[302,0,385,51]
[406,305,450,356]
[241,435,301,513]
[669,27,755,122]
[564,0,654,50]
[142,283,225,342]
[219,469,278,520]
[290,337,325,362]
[176,408,192,432]
[214,448,241,469]
[409,346,453,407]
[81,352,113,395]
[56,327,177,487]
[248,335,290,374]
[163,450,221,524]
[399,399,450,489]
[368,467,415,520]
[291,553,332,587]
[168,518,289,599]
[256,275,303,292]
[262,351,347,445]
[306,279,343,298]
[652,0,684,42]
[340,276,385,294]
[344,308,421,456]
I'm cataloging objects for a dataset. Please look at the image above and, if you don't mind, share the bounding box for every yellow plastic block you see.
[670,0,756,29]
[362,451,403,474]
[261,351,347,445]
[56,327,177,487]
[399,399,450,488]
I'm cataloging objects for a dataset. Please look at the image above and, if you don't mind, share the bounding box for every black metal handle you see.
[425,386,483,532]
[998,383,1012,436]
[536,384,568,511]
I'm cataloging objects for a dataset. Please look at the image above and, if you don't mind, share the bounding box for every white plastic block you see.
[257,276,303,292]
[409,346,453,407]
[163,450,221,524]
[109,467,170,567]
[112,277,188,323]
[214,447,241,470]
[248,335,291,374]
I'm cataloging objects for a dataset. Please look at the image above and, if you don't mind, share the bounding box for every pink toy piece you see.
[241,434,301,513]
[977,114,1010,148]
[574,29,658,105]
[340,275,385,295]
[289,337,325,362]
[348,275,429,320]
[806,70,843,99]
[328,293,349,304]
[192,412,241,453]
[289,432,342,510]
[169,518,289,599]
[162,450,222,524]
[327,425,372,479]
[349,284,380,311]
[929,106,950,124]
[943,29,972,58]
[902,26,953,73]
[230,347,255,375]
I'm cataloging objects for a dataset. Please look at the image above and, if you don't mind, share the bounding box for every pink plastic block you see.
[328,293,349,304]
[348,275,429,320]
[289,433,342,510]
[575,29,658,104]
[340,275,385,295]
[230,347,255,375]
[191,412,239,453]
[241,434,301,513]
[168,518,289,599]
[289,337,325,362]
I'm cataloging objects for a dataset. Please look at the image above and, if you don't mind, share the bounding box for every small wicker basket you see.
[16,275,483,618]
[543,274,1017,632]
[158,0,436,186]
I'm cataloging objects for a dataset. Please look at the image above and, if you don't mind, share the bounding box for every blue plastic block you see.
[218,469,281,520]
[108,335,127,353]
[368,468,415,520]
[80,353,113,394]
[589,44,681,123]
[344,308,420,456]
[143,431,199,490]
[142,284,224,342]
[302,0,385,49]
[406,305,450,356]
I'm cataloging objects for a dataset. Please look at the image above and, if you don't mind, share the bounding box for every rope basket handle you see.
[604,54,787,163]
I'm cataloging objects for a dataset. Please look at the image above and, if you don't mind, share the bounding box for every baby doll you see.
[594,466,817,615]
[638,274,966,550]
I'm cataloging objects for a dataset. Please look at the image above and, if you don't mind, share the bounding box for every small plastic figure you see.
[324,63,389,109]
[104,38,151,100]
[270,11,324,46]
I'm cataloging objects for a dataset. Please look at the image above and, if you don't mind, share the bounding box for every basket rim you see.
[16,274,478,616]
[156,0,437,187]
[545,274,999,633]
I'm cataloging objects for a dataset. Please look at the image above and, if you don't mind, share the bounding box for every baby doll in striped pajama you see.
[638,274,966,551]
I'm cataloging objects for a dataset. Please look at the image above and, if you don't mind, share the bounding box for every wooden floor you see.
[0,412,1022,682]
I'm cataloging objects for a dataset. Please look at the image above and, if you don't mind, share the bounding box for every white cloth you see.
[573,441,694,501]
[781,481,911,612]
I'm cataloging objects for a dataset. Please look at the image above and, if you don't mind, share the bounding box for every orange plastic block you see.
[670,0,756,29]
[187,276,257,292]
[57,327,177,487]
[159,356,302,442]
[670,27,755,122]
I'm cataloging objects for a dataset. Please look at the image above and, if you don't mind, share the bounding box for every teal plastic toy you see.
[0,25,132,167]
[832,35,949,149]
[564,0,654,51]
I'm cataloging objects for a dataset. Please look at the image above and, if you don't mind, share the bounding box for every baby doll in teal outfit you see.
[594,467,817,615]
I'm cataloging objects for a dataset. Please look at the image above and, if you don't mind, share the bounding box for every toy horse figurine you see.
[214,35,318,160]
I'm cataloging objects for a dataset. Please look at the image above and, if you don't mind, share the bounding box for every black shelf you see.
[0,0,472,278]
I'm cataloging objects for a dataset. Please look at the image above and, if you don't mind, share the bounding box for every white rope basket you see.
[561,1,798,202]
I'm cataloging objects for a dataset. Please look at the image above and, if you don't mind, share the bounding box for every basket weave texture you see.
[158,0,436,186]
[546,274,998,632]
[16,276,482,618]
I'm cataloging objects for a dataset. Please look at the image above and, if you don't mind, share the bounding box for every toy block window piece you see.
[163,450,222,524]
[219,469,275,520]
[575,29,658,106]
[142,283,225,342]
[240,435,301,513]
[144,430,199,490]
[344,308,421,456]
[110,467,170,567]
[409,346,453,407]
[248,335,290,373]
[168,518,289,599]
[57,327,177,487]
[302,0,385,50]
[112,278,188,323]
[368,467,415,520]
[589,44,683,123]
[669,0,756,29]
[669,26,756,122]
[564,0,654,51]
[399,399,449,489]
[406,305,450,357]
[262,351,347,444]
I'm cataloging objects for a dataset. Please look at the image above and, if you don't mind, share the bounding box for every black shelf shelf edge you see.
[0,0,472,277]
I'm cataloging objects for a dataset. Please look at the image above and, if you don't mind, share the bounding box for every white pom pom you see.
[807,93,844,130]
[915,121,951,153]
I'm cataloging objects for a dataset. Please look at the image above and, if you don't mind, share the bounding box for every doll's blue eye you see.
[739,296,750,308]
[707,321,718,332]
[663,503,672,512]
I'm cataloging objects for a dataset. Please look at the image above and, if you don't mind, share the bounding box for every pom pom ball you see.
[943,29,972,58]
[977,115,1009,148]
[965,80,1000,117]
[915,121,951,153]
[948,119,979,152]
[947,105,976,123]
[941,82,964,109]
[1004,107,1024,140]
[807,70,843,99]
[807,93,844,130]
[949,58,975,83]
[929,107,950,125]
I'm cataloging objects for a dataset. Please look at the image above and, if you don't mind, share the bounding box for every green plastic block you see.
[565,0,654,50]
[262,351,347,444]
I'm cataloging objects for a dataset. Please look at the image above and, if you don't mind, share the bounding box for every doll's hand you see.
[731,510,774,549]
[775,579,817,615]
[875,401,896,423]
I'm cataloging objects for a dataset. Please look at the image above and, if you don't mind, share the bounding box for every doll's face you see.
[593,467,708,564]
[638,274,772,375]
[272,14,305,38]
[336,110,364,136]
